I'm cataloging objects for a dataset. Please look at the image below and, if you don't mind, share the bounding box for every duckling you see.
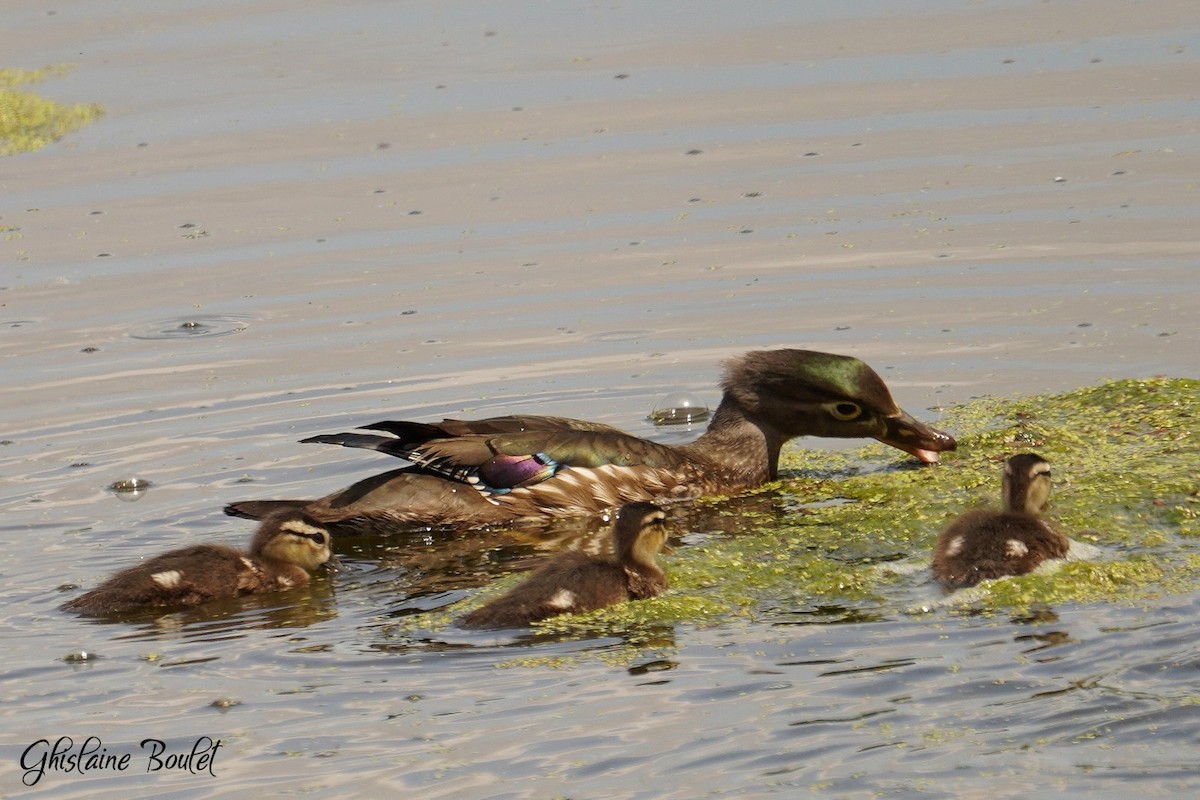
[225,348,956,533]
[61,510,332,615]
[932,453,1069,589]
[458,501,670,629]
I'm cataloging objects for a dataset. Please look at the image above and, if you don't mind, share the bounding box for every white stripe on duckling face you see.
[151,570,183,589]
[546,588,576,609]
[280,520,327,539]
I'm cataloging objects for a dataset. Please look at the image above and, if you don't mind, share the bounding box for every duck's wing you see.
[302,428,693,495]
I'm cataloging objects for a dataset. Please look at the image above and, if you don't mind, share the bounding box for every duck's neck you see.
[621,554,667,598]
[1001,485,1022,513]
[681,399,782,486]
[621,535,662,572]
[1003,481,1046,515]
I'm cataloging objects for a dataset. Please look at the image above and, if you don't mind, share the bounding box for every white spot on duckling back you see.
[1005,539,1029,558]
[240,557,257,571]
[546,588,576,609]
[151,570,183,589]
[277,575,294,589]
[944,535,964,557]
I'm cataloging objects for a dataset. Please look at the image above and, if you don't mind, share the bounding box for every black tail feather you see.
[224,499,309,520]
[301,432,419,460]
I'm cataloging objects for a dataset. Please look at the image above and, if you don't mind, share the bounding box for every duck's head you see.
[1001,452,1051,514]
[253,511,333,571]
[720,349,956,463]
[611,502,670,567]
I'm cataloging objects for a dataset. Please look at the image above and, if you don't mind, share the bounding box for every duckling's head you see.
[610,501,669,566]
[252,511,333,571]
[1001,452,1052,514]
[720,349,956,463]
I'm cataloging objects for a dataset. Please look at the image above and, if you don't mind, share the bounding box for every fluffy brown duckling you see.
[932,453,1069,589]
[225,348,956,533]
[61,510,332,615]
[459,501,670,629]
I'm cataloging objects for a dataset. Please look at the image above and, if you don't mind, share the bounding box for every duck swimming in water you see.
[459,501,670,629]
[61,510,332,615]
[932,453,1069,589]
[225,349,956,533]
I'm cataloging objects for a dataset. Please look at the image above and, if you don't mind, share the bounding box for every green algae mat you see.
[1,66,102,156]
[431,378,1197,650]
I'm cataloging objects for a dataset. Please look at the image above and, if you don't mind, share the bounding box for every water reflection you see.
[72,580,338,641]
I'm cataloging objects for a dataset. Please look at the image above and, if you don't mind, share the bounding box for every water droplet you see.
[649,392,709,426]
[109,477,152,501]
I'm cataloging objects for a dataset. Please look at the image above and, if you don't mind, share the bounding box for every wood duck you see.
[61,510,332,615]
[225,349,956,533]
[459,501,670,628]
[932,453,1069,589]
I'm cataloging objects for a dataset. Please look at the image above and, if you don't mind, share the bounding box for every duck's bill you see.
[875,409,957,464]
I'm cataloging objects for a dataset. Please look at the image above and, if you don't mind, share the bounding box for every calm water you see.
[3,1,1199,797]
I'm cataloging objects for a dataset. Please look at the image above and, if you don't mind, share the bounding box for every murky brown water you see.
[3,1,1199,797]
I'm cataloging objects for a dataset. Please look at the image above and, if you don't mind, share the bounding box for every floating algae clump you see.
[1,66,103,156]
[770,377,1199,613]
[417,378,1197,656]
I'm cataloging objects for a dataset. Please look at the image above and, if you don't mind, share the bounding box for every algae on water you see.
[415,378,1199,656]
[0,66,103,156]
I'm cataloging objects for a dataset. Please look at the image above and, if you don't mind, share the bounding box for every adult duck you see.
[459,501,670,628]
[932,452,1069,589]
[225,349,956,532]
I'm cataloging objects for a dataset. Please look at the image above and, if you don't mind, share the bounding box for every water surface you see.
[2,1,1198,796]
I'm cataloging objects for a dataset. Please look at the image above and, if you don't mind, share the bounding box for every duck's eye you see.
[828,402,863,421]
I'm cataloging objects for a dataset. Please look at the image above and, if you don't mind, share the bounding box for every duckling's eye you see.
[828,402,863,421]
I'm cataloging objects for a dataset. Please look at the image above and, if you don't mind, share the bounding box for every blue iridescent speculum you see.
[474,452,560,493]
